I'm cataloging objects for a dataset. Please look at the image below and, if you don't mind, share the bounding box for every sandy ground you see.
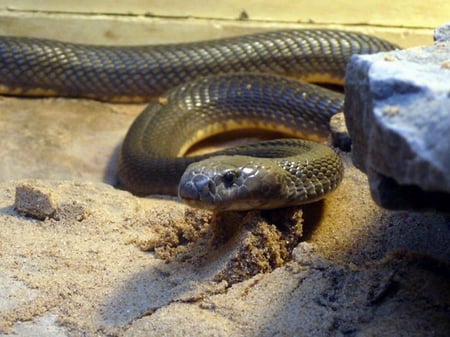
[0,96,449,336]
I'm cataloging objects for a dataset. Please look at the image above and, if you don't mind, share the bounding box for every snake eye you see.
[222,171,237,188]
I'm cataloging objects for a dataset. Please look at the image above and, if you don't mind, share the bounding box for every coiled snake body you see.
[0,30,398,210]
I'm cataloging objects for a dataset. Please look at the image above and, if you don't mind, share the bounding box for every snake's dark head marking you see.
[178,155,299,211]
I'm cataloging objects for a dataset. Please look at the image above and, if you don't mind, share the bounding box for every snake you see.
[0,29,398,210]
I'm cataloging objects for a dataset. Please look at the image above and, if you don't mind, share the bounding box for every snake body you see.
[119,73,345,210]
[0,30,398,210]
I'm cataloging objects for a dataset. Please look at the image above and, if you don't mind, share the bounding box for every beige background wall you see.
[0,1,448,47]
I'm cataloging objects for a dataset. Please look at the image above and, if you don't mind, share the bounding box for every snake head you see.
[178,155,296,211]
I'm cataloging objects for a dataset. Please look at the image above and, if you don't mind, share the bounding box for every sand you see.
[0,96,449,336]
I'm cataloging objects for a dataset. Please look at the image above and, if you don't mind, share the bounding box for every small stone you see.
[14,183,59,220]
[329,112,351,152]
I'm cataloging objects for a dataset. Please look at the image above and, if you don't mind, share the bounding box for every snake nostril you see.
[192,174,214,196]
[207,180,216,194]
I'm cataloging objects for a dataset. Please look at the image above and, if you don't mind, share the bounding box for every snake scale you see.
[0,29,398,210]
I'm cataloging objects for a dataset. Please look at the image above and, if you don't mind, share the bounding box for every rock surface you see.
[344,23,450,212]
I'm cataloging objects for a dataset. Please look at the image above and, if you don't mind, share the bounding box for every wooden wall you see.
[0,1,448,47]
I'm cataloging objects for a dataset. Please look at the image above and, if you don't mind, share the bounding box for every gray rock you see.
[344,23,450,212]
[434,22,450,42]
